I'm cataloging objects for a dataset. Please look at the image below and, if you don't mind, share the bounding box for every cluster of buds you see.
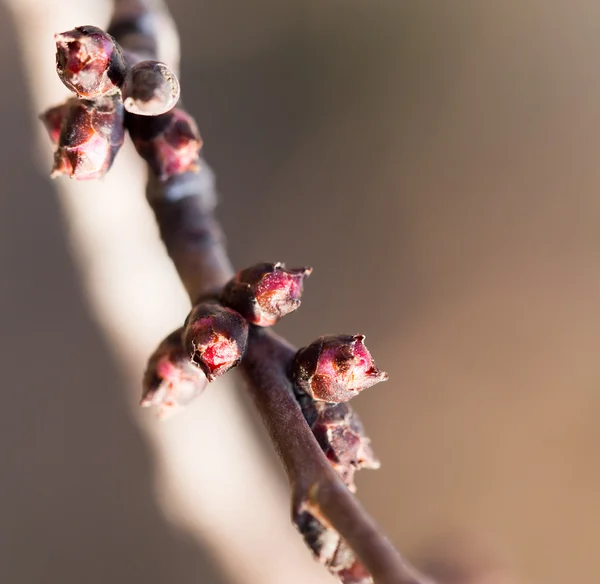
[144,263,385,512]
[142,262,312,413]
[294,511,372,584]
[42,25,185,180]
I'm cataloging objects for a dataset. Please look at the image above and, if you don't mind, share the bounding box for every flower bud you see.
[122,60,180,116]
[128,108,202,180]
[293,335,388,403]
[55,25,126,98]
[221,262,312,326]
[183,303,248,380]
[51,95,125,180]
[142,328,208,418]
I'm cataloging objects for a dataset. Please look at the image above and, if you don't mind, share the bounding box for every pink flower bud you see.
[142,329,208,418]
[221,262,312,326]
[50,96,125,180]
[183,303,248,381]
[122,60,180,116]
[128,108,202,180]
[293,335,388,402]
[55,25,126,98]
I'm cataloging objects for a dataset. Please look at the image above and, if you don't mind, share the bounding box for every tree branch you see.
[82,1,437,582]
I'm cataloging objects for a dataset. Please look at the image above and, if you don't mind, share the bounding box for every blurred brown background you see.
[2,1,600,582]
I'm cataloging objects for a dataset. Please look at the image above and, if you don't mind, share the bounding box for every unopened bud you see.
[221,262,312,326]
[183,303,248,380]
[51,95,125,180]
[142,328,208,418]
[122,60,180,116]
[55,25,126,98]
[293,335,388,403]
[128,108,202,180]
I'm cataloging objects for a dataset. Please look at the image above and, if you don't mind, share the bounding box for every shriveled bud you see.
[221,262,312,326]
[142,328,208,418]
[51,95,125,180]
[122,60,180,116]
[183,303,248,380]
[330,541,373,584]
[55,25,126,98]
[294,510,340,566]
[293,510,372,584]
[303,401,379,492]
[128,108,202,180]
[40,100,72,145]
[293,335,388,402]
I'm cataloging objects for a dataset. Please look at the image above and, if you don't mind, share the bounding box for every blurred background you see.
[2,0,600,582]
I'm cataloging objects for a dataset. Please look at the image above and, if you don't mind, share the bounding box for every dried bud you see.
[40,100,72,145]
[294,511,340,566]
[294,510,372,584]
[122,60,180,116]
[128,108,202,180]
[142,328,208,418]
[55,25,126,98]
[183,303,248,380]
[221,262,312,326]
[293,335,388,402]
[305,401,379,492]
[330,541,373,584]
[51,95,125,180]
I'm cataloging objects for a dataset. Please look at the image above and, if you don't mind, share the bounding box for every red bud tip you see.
[128,108,202,180]
[55,25,126,98]
[293,334,388,403]
[221,262,312,326]
[183,303,249,381]
[122,60,180,116]
[50,96,125,180]
[142,329,209,418]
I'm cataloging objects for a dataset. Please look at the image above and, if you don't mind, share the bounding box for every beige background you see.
[2,1,600,582]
